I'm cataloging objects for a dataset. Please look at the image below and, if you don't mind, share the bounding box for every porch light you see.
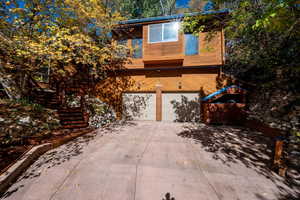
[178,81,182,89]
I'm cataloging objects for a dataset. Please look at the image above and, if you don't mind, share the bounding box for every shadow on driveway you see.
[178,124,300,199]
[1,121,137,199]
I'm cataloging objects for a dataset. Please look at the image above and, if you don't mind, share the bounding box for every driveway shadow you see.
[1,121,139,199]
[1,131,97,199]
[19,131,98,181]
[15,121,137,181]
[178,124,300,199]
[179,124,274,171]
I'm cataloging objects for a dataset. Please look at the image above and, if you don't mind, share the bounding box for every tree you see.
[159,0,176,15]
[188,0,209,12]
[0,0,128,98]
[183,0,300,86]
[182,0,300,141]
[101,0,163,19]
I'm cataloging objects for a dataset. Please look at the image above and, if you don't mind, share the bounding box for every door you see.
[122,93,156,120]
[162,93,200,122]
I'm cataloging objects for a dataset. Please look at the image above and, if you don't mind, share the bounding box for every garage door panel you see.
[123,93,156,121]
[162,93,200,122]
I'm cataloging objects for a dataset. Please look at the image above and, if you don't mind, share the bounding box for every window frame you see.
[132,38,143,59]
[148,22,179,44]
[184,33,199,56]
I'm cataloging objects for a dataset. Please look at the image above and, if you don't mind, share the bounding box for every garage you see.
[122,93,156,120]
[123,92,200,122]
[162,92,200,122]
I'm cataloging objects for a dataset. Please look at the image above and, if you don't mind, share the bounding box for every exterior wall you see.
[143,25,183,58]
[96,68,221,119]
[183,31,224,66]
[104,19,226,118]
[125,68,220,94]
[124,25,225,69]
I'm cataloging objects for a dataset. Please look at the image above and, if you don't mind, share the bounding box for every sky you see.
[176,0,190,8]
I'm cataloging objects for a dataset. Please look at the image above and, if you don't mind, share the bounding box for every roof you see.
[201,85,246,101]
[119,9,229,25]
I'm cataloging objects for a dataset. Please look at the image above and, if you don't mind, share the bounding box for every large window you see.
[148,22,179,43]
[185,34,199,55]
[132,38,143,58]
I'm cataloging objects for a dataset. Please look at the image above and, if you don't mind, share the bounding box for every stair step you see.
[41,100,59,103]
[60,118,85,122]
[62,123,89,129]
[60,118,84,122]
[59,114,84,118]
[61,121,86,125]
[59,109,82,113]
[59,112,83,116]
[35,93,57,95]
[61,121,85,125]
[32,89,60,109]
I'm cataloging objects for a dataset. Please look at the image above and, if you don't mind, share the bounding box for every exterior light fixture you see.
[178,81,182,89]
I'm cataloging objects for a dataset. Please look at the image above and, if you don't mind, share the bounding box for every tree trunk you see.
[0,66,22,100]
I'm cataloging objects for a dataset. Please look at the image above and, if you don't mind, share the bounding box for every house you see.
[109,10,228,122]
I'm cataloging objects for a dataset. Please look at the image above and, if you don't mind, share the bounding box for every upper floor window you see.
[132,38,143,58]
[185,34,199,55]
[148,22,179,43]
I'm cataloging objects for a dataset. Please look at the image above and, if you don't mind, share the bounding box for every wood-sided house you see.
[112,10,228,122]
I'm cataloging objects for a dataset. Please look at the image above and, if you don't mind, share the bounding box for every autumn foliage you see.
[0,0,129,97]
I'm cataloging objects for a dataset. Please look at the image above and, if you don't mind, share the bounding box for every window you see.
[148,22,179,43]
[117,39,128,57]
[132,38,143,58]
[149,24,162,43]
[185,34,199,55]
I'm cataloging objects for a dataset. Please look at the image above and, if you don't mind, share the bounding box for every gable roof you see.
[119,9,229,25]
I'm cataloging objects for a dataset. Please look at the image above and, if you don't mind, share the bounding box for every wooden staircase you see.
[28,72,92,129]
[32,90,61,109]
[31,90,89,129]
[58,107,89,129]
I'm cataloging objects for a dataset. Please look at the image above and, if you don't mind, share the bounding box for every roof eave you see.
[118,9,230,26]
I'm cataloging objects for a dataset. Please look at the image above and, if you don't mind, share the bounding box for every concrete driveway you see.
[1,121,298,200]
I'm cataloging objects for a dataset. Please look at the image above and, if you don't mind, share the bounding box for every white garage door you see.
[162,93,200,122]
[122,93,156,120]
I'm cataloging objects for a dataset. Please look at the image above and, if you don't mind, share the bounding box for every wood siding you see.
[143,25,183,58]
[125,68,220,94]
[124,24,224,69]
[96,68,223,119]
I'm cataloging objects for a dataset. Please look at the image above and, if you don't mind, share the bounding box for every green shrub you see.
[32,103,44,112]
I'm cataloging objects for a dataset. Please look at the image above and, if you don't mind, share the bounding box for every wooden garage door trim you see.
[156,87,162,121]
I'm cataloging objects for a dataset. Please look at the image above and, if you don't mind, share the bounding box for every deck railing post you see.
[273,136,287,176]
